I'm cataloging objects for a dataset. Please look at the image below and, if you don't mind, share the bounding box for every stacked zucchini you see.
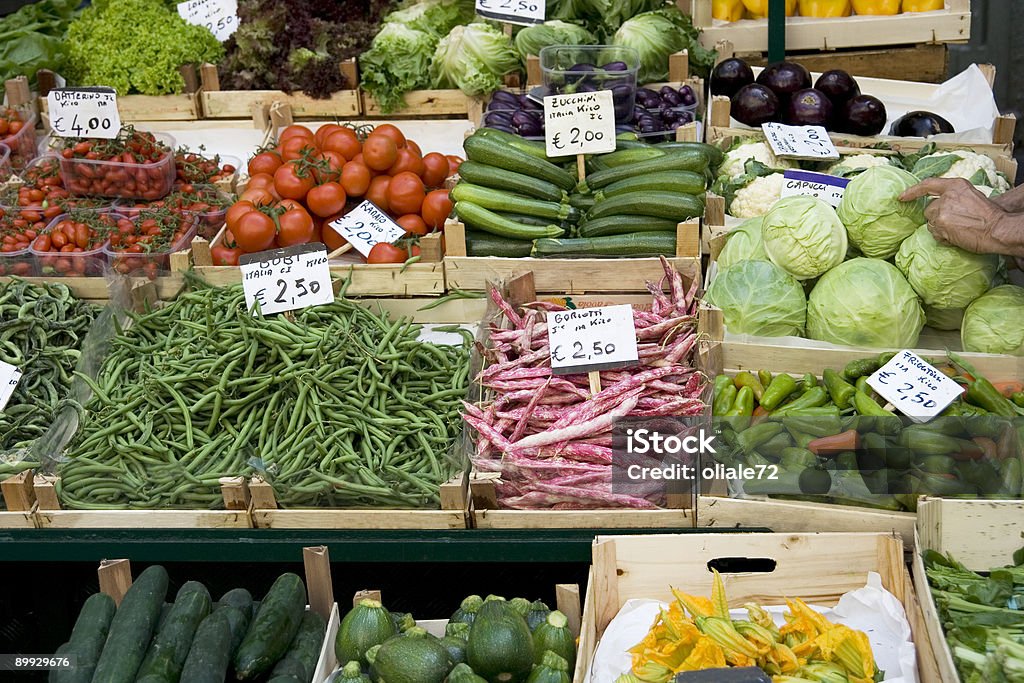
[455,128,716,258]
[51,566,324,683]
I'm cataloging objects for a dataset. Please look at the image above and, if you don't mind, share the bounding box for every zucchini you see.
[464,135,576,191]
[583,155,607,175]
[91,565,169,683]
[577,216,679,238]
[136,581,212,683]
[532,231,677,258]
[457,161,565,202]
[466,231,534,258]
[588,191,703,222]
[568,194,595,212]
[270,610,327,683]
[178,609,233,683]
[234,572,307,680]
[473,127,551,161]
[596,170,706,199]
[657,141,724,167]
[598,147,666,168]
[578,150,710,192]
[456,202,563,240]
[451,183,577,222]
[497,212,557,227]
[50,593,116,683]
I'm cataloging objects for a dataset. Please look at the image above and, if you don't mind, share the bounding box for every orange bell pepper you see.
[902,0,943,10]
[742,0,796,17]
[851,0,900,13]
[798,0,852,15]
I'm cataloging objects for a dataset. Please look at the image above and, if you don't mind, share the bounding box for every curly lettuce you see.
[431,23,520,96]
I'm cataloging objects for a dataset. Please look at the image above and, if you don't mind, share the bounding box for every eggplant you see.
[731,83,781,126]
[661,107,682,123]
[615,123,635,134]
[836,94,887,136]
[814,70,860,107]
[756,61,812,100]
[484,111,514,127]
[678,85,697,107]
[678,110,695,124]
[659,86,683,107]
[711,58,755,98]
[515,119,544,138]
[635,87,661,109]
[566,63,596,84]
[602,61,628,71]
[785,88,834,127]
[490,90,520,109]
[889,110,955,137]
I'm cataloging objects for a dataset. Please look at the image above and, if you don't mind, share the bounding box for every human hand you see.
[900,177,1009,254]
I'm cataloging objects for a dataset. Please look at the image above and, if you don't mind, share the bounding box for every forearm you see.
[991,214,1024,258]
[991,184,1024,212]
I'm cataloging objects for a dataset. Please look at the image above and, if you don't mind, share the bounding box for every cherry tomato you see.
[420,153,450,188]
[396,214,428,236]
[340,161,372,197]
[233,210,277,252]
[365,176,391,213]
[387,171,426,216]
[276,205,315,247]
[248,151,283,176]
[367,242,408,264]
[273,162,315,200]
[421,189,454,230]
[306,182,347,218]
[370,124,406,149]
[362,134,398,172]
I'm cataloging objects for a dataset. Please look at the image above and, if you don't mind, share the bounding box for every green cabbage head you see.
[514,21,596,59]
[837,166,925,258]
[431,23,520,96]
[923,305,965,331]
[961,285,1024,356]
[807,258,925,348]
[761,195,848,280]
[706,259,806,337]
[717,217,767,271]
[895,225,1001,309]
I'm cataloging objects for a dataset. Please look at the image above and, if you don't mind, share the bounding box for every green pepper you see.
[712,375,735,414]
[823,368,856,409]
[780,414,843,437]
[759,432,795,457]
[1014,392,1024,408]
[855,375,871,397]
[735,421,784,453]
[834,451,859,471]
[780,447,818,469]
[725,386,754,417]
[966,379,1019,418]
[772,387,828,415]
[787,429,817,449]
[758,369,772,390]
[733,371,765,402]
[913,415,964,436]
[853,390,892,417]
[802,373,817,390]
[998,457,1022,497]
[898,428,967,455]
[713,384,737,417]
[877,351,897,366]
[759,373,798,411]
[943,400,987,418]
[843,357,881,380]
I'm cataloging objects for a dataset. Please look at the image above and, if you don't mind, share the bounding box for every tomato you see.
[396,214,428,236]
[367,242,408,264]
[340,161,372,197]
[314,150,346,181]
[278,125,316,145]
[306,182,347,218]
[240,187,275,206]
[387,172,426,216]
[365,175,391,213]
[322,129,362,161]
[387,148,424,177]
[276,205,316,247]
[421,152,450,188]
[233,210,277,252]
[211,244,243,266]
[280,135,315,163]
[321,211,348,252]
[273,162,315,200]
[227,201,257,229]
[247,173,276,190]
[314,123,344,147]
[362,134,398,172]
[446,155,464,176]
[405,139,422,157]
[248,151,283,176]
[371,124,406,149]
[421,189,454,230]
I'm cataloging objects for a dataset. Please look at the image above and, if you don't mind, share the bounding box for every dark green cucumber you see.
[656,141,724,167]
[578,216,679,238]
[595,170,706,199]
[269,610,328,683]
[473,127,551,161]
[91,565,170,683]
[464,135,576,191]
[456,202,563,239]
[234,572,307,680]
[598,147,666,168]
[178,609,233,683]
[50,593,116,683]
[587,191,703,221]
[457,161,565,202]
[451,183,577,222]
[532,231,677,257]
[579,150,710,192]
[466,231,534,257]
[218,587,254,620]
[136,580,212,683]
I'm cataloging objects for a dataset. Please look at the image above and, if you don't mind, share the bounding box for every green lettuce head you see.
[807,258,925,348]
[384,0,476,37]
[431,23,520,96]
[716,217,767,271]
[837,166,925,259]
[761,195,847,280]
[961,285,1024,356]
[514,21,596,59]
[895,224,1001,309]
[611,6,707,82]
[706,260,806,337]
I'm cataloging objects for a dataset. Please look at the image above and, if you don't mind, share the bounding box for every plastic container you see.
[103,213,197,280]
[59,132,177,201]
[0,245,37,276]
[0,143,11,180]
[114,185,232,240]
[0,111,38,171]
[175,152,241,191]
[539,45,640,124]
[30,212,124,277]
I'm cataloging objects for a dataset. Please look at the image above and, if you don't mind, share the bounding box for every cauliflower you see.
[913,150,1011,192]
[718,141,796,179]
[728,174,785,219]
[826,153,893,177]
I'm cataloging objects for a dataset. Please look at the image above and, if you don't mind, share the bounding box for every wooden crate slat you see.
[201,90,360,119]
[34,509,252,528]
[361,89,474,118]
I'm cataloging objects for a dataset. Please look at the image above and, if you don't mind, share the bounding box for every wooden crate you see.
[911,498,1024,683]
[682,0,971,53]
[0,273,187,304]
[739,43,950,84]
[36,66,204,122]
[0,470,38,528]
[362,89,477,119]
[199,61,361,119]
[576,531,941,683]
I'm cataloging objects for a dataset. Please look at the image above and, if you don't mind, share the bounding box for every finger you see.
[900,178,959,201]
[923,199,942,223]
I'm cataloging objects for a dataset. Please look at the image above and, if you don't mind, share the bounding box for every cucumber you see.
[456,202,563,240]
[598,147,666,168]
[578,150,710,192]
[497,212,557,227]
[234,572,307,680]
[466,231,534,257]
[473,127,551,161]
[269,610,328,683]
[91,565,169,683]
[596,171,706,200]
[457,161,565,202]
[50,593,116,683]
[532,231,677,258]
[136,580,212,683]
[464,135,576,191]
[178,609,233,683]
[656,141,725,167]
[451,183,577,223]
[218,586,254,620]
[577,216,679,238]
[587,191,703,222]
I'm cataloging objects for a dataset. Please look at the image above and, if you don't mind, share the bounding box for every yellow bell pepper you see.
[851,0,900,13]
[798,0,852,16]
[713,0,746,21]
[902,0,943,10]
[742,0,796,17]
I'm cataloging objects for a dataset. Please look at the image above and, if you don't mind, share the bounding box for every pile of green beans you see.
[57,281,471,510]
[0,279,97,457]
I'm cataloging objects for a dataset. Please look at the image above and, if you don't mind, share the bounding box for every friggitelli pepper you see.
[734,371,765,401]
[773,386,828,415]
[823,368,856,409]
[760,373,798,411]
[798,0,851,16]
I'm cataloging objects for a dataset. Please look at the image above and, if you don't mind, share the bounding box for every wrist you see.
[990,213,1024,257]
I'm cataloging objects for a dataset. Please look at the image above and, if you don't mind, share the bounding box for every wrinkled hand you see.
[900,177,1009,254]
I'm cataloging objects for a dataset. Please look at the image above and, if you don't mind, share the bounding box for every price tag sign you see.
[779,169,850,207]
[327,200,405,258]
[0,360,22,413]
[547,304,639,375]
[761,122,839,160]
[177,0,238,41]
[476,0,545,24]
[47,88,121,139]
[866,350,964,423]
[240,242,333,316]
[544,90,617,158]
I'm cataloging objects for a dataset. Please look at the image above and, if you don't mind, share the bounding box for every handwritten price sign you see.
[47,88,121,139]
[177,0,239,41]
[547,304,639,375]
[544,90,616,158]
[327,200,405,258]
[240,242,333,316]
[867,350,964,423]
[476,0,545,24]
[762,122,839,161]
[0,360,22,413]
[779,169,850,207]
